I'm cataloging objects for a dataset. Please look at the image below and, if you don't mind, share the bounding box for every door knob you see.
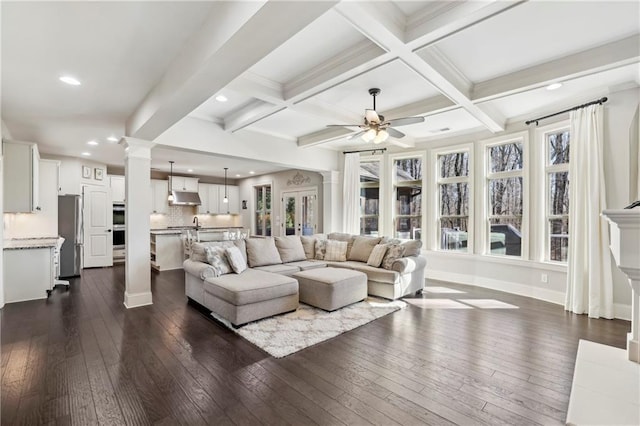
[106,229,112,233]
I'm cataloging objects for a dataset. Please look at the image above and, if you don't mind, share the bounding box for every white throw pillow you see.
[225,246,247,274]
[324,240,348,262]
[367,244,388,267]
[204,246,232,276]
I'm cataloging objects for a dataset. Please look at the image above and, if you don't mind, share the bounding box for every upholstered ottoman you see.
[203,269,298,326]
[292,267,367,311]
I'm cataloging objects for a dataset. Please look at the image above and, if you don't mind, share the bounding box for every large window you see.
[437,149,470,252]
[255,185,271,236]
[546,129,570,262]
[393,156,423,240]
[359,160,380,236]
[486,140,524,257]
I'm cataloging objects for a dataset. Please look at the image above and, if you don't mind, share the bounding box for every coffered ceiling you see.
[2,1,639,177]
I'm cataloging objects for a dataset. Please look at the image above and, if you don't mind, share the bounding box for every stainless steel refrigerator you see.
[58,194,83,277]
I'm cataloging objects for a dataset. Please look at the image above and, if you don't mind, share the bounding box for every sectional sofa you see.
[183,233,426,326]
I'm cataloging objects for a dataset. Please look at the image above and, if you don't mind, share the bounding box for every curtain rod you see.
[343,148,387,155]
[525,97,608,126]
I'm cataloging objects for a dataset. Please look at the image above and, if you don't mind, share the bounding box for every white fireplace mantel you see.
[603,208,640,363]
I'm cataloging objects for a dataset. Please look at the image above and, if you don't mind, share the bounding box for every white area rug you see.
[212,297,406,358]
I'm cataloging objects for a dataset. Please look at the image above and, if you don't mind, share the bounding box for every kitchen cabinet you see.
[109,175,125,203]
[150,179,168,214]
[150,232,183,271]
[197,183,220,214]
[4,245,55,303]
[170,176,198,192]
[3,140,40,213]
[219,185,240,214]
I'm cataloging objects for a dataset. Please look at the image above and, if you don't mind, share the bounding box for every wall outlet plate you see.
[541,273,548,283]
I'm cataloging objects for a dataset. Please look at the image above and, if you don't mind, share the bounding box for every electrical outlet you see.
[541,273,548,283]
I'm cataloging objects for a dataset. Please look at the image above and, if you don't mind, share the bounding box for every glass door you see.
[282,189,317,236]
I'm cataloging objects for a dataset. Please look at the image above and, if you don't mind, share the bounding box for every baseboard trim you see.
[124,291,153,309]
[614,303,632,321]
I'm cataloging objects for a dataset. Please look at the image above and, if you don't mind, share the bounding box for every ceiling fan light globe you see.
[362,128,376,142]
[373,129,388,144]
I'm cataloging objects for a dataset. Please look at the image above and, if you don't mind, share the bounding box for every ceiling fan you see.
[327,88,425,144]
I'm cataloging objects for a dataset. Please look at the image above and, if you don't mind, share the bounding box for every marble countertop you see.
[150,229,183,235]
[4,237,59,250]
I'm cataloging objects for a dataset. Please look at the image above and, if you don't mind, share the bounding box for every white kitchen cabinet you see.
[4,247,54,302]
[150,233,184,271]
[109,175,125,203]
[170,176,198,192]
[219,185,239,214]
[197,183,220,214]
[3,140,40,213]
[150,179,168,214]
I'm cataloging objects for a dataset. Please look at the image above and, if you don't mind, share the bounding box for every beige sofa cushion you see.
[191,241,235,263]
[300,236,316,259]
[367,244,388,267]
[327,232,355,257]
[204,269,297,306]
[348,236,382,262]
[324,240,347,262]
[246,237,282,267]
[275,236,306,263]
[253,264,300,276]
[349,263,400,284]
[401,240,423,257]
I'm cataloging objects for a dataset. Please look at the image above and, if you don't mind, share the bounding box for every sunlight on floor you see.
[423,286,467,294]
[404,299,473,309]
[406,287,521,310]
[458,299,519,309]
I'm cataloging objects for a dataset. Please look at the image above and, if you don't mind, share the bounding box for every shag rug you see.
[212,297,406,358]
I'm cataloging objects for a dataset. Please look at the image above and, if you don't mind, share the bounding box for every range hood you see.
[169,191,201,206]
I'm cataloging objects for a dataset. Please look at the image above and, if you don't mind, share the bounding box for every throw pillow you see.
[327,232,356,257]
[314,239,327,260]
[324,240,348,262]
[274,236,306,263]
[381,244,405,270]
[300,236,316,259]
[367,244,388,267]
[225,246,247,274]
[245,237,282,267]
[401,240,423,257]
[204,246,232,276]
[348,236,382,262]
[191,241,234,263]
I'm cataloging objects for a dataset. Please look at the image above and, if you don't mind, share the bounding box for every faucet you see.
[193,216,200,229]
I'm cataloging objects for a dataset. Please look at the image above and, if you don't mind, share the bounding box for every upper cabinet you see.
[170,176,198,192]
[151,179,168,214]
[109,175,125,203]
[197,184,219,214]
[3,140,40,213]
[219,185,239,214]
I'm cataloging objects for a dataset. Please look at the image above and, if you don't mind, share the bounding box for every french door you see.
[282,189,317,236]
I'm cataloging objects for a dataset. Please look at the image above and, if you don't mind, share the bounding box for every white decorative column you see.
[120,137,155,308]
[603,209,640,363]
[321,171,340,233]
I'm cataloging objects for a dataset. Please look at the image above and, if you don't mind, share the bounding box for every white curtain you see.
[343,153,360,234]
[565,104,614,319]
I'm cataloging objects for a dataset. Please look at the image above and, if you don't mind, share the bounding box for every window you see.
[359,160,380,236]
[255,185,271,236]
[393,156,423,240]
[545,128,570,262]
[486,140,524,257]
[437,149,471,252]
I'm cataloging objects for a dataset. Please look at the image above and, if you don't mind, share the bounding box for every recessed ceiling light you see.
[107,136,118,142]
[187,169,193,173]
[87,140,98,146]
[81,152,91,156]
[249,171,255,175]
[60,76,81,86]
[546,82,562,91]
[215,94,228,102]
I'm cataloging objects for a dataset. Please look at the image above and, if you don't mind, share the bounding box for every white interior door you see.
[282,189,317,236]
[83,185,113,268]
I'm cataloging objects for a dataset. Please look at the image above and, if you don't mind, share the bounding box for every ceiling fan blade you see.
[326,124,364,128]
[387,127,406,139]
[365,109,380,123]
[386,116,424,127]
[347,130,366,140]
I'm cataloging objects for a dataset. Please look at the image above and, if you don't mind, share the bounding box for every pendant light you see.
[168,161,174,202]
[223,167,229,203]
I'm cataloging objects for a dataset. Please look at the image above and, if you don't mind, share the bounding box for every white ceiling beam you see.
[298,127,355,148]
[225,100,283,132]
[335,1,505,133]
[125,0,337,141]
[227,72,284,104]
[471,35,640,102]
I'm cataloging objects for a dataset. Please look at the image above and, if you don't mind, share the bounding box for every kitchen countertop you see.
[150,230,183,235]
[4,237,59,250]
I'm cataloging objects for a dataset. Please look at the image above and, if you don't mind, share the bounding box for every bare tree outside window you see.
[359,161,380,236]
[394,157,422,240]
[437,151,470,251]
[546,130,570,261]
[487,141,524,256]
[255,185,271,236]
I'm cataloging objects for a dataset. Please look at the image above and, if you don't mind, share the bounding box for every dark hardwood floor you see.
[1,265,630,425]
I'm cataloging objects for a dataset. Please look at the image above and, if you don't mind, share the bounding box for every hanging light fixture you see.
[373,129,389,144]
[223,167,229,203]
[168,161,174,202]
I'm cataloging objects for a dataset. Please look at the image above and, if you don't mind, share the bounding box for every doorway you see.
[281,189,317,236]
[82,185,113,268]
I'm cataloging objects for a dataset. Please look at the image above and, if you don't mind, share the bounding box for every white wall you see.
[41,154,107,195]
[0,120,9,308]
[238,169,324,236]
